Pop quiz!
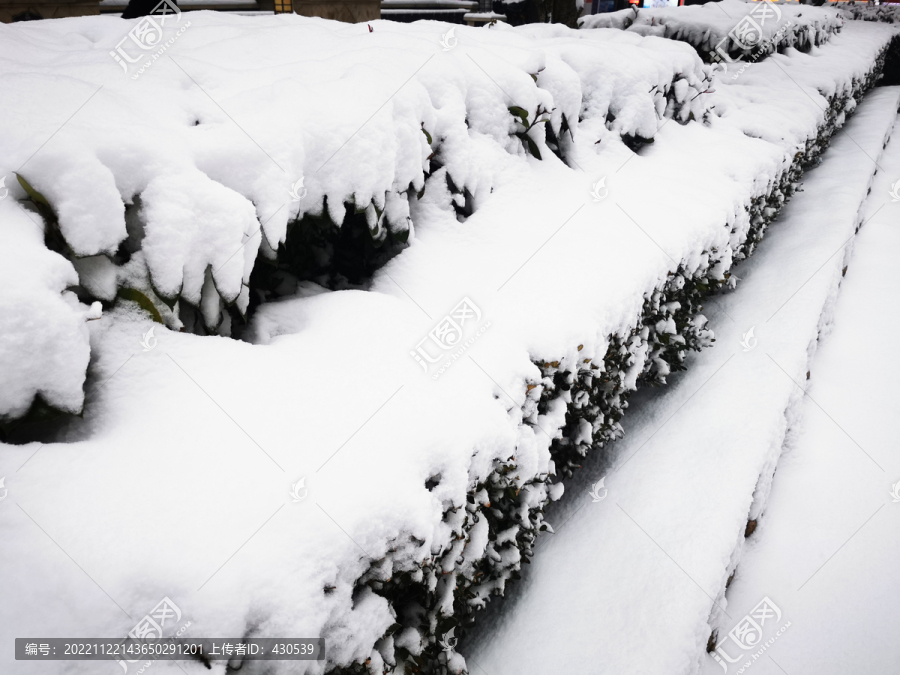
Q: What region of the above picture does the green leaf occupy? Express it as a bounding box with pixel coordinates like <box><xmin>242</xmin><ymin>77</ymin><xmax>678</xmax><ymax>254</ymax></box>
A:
<box><xmin>508</xmin><ymin>106</ymin><xmax>529</xmax><ymax>124</ymax></box>
<box><xmin>118</xmin><ymin>288</ymin><xmax>164</xmax><ymax>324</ymax></box>
<box><xmin>421</xmin><ymin>125</ymin><xmax>433</xmax><ymax>145</ymax></box>
<box><xmin>521</xmin><ymin>133</ymin><xmax>542</xmax><ymax>160</ymax></box>
<box><xmin>15</xmin><ymin>173</ymin><xmax>51</xmax><ymax>207</ymax></box>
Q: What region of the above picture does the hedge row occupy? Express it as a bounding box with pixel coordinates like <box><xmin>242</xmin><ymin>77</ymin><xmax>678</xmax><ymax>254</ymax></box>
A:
<box><xmin>579</xmin><ymin>1</ymin><xmax>842</xmax><ymax>65</ymax></box>
<box><xmin>328</xmin><ymin>36</ymin><xmax>893</xmax><ymax>675</ymax></box>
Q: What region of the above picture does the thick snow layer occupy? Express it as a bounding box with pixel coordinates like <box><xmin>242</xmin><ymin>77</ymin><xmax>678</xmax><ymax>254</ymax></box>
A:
<box><xmin>470</xmin><ymin>88</ymin><xmax>900</xmax><ymax>675</ymax></box>
<box><xmin>140</xmin><ymin>170</ymin><xmax>260</xmax><ymax>305</ymax></box>
<box><xmin>0</xmin><ymin>12</ymin><xmax>715</xmax><ymax>421</ymax></box>
<box><xmin>0</xmin><ymin>13</ymin><xmax>896</xmax><ymax>675</ymax></box>
<box><xmin>581</xmin><ymin>0</ymin><xmax>842</xmax><ymax>62</ymax></box>
<box><xmin>702</xmin><ymin>115</ymin><xmax>900</xmax><ymax>675</ymax></box>
<box><xmin>466</xmin><ymin>87</ymin><xmax>900</xmax><ymax>675</ymax></box>
<box><xmin>0</xmin><ymin>200</ymin><xmax>95</xmax><ymax>420</ymax></box>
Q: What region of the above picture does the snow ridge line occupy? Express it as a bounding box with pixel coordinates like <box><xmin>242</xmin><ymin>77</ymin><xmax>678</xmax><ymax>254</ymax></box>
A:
<box><xmin>704</xmin><ymin>95</ymin><xmax>900</xmax><ymax>666</ymax></box>
<box><xmin>330</xmin><ymin>38</ymin><xmax>897</xmax><ymax>675</ymax></box>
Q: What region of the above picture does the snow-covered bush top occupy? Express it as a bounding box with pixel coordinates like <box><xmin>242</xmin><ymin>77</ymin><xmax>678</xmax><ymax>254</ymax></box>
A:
<box><xmin>0</xmin><ymin>13</ymin><xmax>712</xmax><ymax>422</ymax></box>
<box><xmin>580</xmin><ymin>0</ymin><xmax>843</xmax><ymax>63</ymax></box>
<box><xmin>833</xmin><ymin>1</ymin><xmax>900</xmax><ymax>24</ymax></box>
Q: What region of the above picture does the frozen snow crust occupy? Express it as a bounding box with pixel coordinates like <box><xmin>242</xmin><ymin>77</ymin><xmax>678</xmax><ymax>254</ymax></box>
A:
<box><xmin>0</xmin><ymin>13</ymin><xmax>896</xmax><ymax>675</ymax></box>
<box><xmin>580</xmin><ymin>0</ymin><xmax>842</xmax><ymax>64</ymax></box>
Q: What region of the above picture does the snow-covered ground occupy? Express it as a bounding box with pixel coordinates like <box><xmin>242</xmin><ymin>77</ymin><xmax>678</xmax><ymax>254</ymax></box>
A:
<box><xmin>703</xmin><ymin>114</ymin><xmax>900</xmax><ymax>675</ymax></box>
<box><xmin>0</xmin><ymin>8</ymin><xmax>897</xmax><ymax>675</ymax></box>
<box><xmin>465</xmin><ymin>86</ymin><xmax>900</xmax><ymax>675</ymax></box>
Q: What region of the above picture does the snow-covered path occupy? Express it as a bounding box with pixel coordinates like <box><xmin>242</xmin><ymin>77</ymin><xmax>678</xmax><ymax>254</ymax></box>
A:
<box><xmin>465</xmin><ymin>88</ymin><xmax>900</xmax><ymax>675</ymax></box>
<box><xmin>703</xmin><ymin>117</ymin><xmax>900</xmax><ymax>675</ymax></box>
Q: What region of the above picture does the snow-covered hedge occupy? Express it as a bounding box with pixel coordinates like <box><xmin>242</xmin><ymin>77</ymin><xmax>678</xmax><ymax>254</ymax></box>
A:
<box><xmin>0</xmin><ymin>17</ymin><xmax>711</xmax><ymax>431</ymax></box>
<box><xmin>833</xmin><ymin>2</ymin><xmax>900</xmax><ymax>24</ymax></box>
<box><xmin>383</xmin><ymin>49</ymin><xmax>887</xmax><ymax>675</ymax></box>
<box><xmin>327</xmin><ymin>25</ymin><xmax>893</xmax><ymax>675</ymax></box>
<box><xmin>0</xmin><ymin>12</ymin><xmax>895</xmax><ymax>675</ymax></box>
<box><xmin>580</xmin><ymin>0</ymin><xmax>842</xmax><ymax>63</ymax></box>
